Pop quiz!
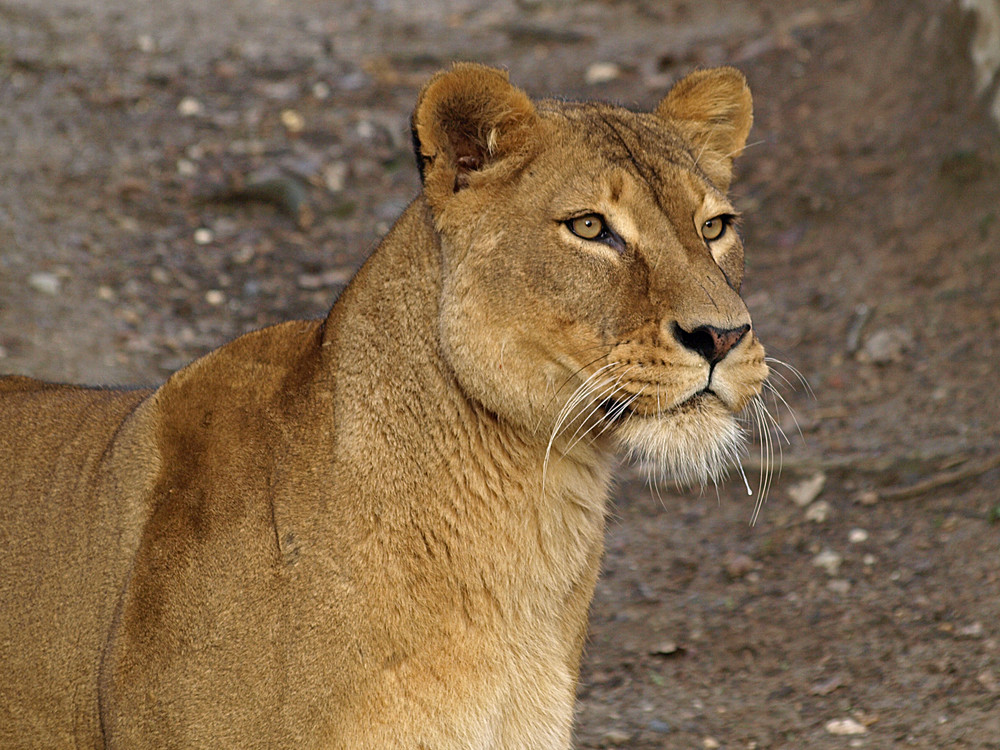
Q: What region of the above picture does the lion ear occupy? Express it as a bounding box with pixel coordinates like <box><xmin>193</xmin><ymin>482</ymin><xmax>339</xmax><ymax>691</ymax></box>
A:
<box><xmin>656</xmin><ymin>67</ymin><xmax>753</xmax><ymax>191</ymax></box>
<box><xmin>411</xmin><ymin>63</ymin><xmax>538</xmax><ymax>203</ymax></box>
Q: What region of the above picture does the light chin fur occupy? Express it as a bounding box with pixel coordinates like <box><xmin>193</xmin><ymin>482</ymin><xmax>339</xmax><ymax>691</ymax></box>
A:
<box><xmin>612</xmin><ymin>399</ymin><xmax>746</xmax><ymax>488</ymax></box>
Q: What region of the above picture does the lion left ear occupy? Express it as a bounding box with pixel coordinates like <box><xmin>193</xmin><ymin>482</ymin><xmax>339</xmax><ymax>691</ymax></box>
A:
<box><xmin>411</xmin><ymin>63</ymin><xmax>538</xmax><ymax>205</ymax></box>
<box><xmin>656</xmin><ymin>67</ymin><xmax>753</xmax><ymax>191</ymax></box>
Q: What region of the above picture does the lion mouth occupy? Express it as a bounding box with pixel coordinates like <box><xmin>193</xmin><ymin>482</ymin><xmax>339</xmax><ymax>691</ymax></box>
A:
<box><xmin>601</xmin><ymin>389</ymin><xmax>719</xmax><ymax>422</ymax></box>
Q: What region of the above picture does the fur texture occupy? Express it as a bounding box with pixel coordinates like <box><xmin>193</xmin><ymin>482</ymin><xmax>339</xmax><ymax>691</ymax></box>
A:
<box><xmin>0</xmin><ymin>64</ymin><xmax>767</xmax><ymax>748</ymax></box>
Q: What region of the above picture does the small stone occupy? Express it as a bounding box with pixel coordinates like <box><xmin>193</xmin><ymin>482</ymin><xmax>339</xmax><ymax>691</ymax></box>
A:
<box><xmin>177</xmin><ymin>158</ymin><xmax>198</xmax><ymax>176</ymax></box>
<box><xmin>204</xmin><ymin>290</ymin><xmax>225</xmax><ymax>306</ymax></box>
<box><xmin>827</xmin><ymin>579</ymin><xmax>851</xmax><ymax>594</ymax></box>
<box><xmin>585</xmin><ymin>62</ymin><xmax>622</xmax><ymax>85</ymax></box>
<box><xmin>825</xmin><ymin>718</ymin><xmax>868</xmax><ymax>736</ymax></box>
<box><xmin>650</xmin><ymin>641</ymin><xmax>680</xmax><ymax>656</ymax></box>
<box><xmin>702</xmin><ymin>737</ymin><xmax>721</xmax><ymax>749</ymax></box>
<box><xmin>233</xmin><ymin>245</ymin><xmax>255</xmax><ymax>265</ymax></box>
<box><xmin>863</xmin><ymin>554</ymin><xmax>876</xmax><ymax>566</ymax></box>
<box><xmin>600</xmin><ymin>729</ymin><xmax>631</xmax><ymax>746</ymax></box>
<box><xmin>150</xmin><ymin>267</ymin><xmax>170</xmax><ymax>285</ymax></box>
<box><xmin>856</xmin><ymin>490</ymin><xmax>879</xmax><ymax>505</ymax></box>
<box><xmin>647</xmin><ymin>719</ymin><xmax>672</xmax><ymax>734</ymax></box>
<box><xmin>789</xmin><ymin>472</ymin><xmax>826</xmax><ymax>506</ymax></box>
<box><xmin>28</xmin><ymin>272</ymin><xmax>60</xmax><ymax>295</ymax></box>
<box><xmin>957</xmin><ymin>622</ymin><xmax>984</xmax><ymax>638</ymax></box>
<box><xmin>136</xmin><ymin>34</ymin><xmax>155</xmax><ymax>53</ymax></box>
<box><xmin>848</xmin><ymin>528</ymin><xmax>870</xmax><ymax>543</ymax></box>
<box><xmin>280</xmin><ymin>109</ymin><xmax>305</xmax><ymax>133</ymax></box>
<box><xmin>312</xmin><ymin>81</ymin><xmax>331</xmax><ymax>99</ymax></box>
<box><xmin>178</xmin><ymin>97</ymin><xmax>204</xmax><ymax>117</ymax></box>
<box><xmin>812</xmin><ymin>549</ymin><xmax>843</xmax><ymax>576</ymax></box>
<box><xmin>193</xmin><ymin>228</ymin><xmax>214</xmax><ymax>245</ymax></box>
<box><xmin>805</xmin><ymin>500</ymin><xmax>831</xmax><ymax>523</ymax></box>
<box><xmin>723</xmin><ymin>552</ymin><xmax>755</xmax><ymax>579</ymax></box>
<box><xmin>859</xmin><ymin>327</ymin><xmax>912</xmax><ymax>365</ymax></box>
<box><xmin>97</xmin><ymin>285</ymin><xmax>115</xmax><ymax>301</ymax></box>
<box><xmin>323</xmin><ymin>161</ymin><xmax>349</xmax><ymax>192</ymax></box>
<box><xmin>809</xmin><ymin>674</ymin><xmax>844</xmax><ymax>695</ymax></box>
<box><xmin>977</xmin><ymin>669</ymin><xmax>999</xmax><ymax>692</ymax></box>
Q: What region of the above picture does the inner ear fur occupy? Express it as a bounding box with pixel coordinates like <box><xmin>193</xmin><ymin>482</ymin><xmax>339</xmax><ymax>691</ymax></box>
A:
<box><xmin>411</xmin><ymin>63</ymin><xmax>538</xmax><ymax>199</ymax></box>
<box><xmin>656</xmin><ymin>67</ymin><xmax>753</xmax><ymax>190</ymax></box>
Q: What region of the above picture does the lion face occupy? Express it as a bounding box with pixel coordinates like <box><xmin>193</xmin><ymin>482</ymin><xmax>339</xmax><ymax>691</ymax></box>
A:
<box><xmin>412</xmin><ymin>65</ymin><xmax>768</xmax><ymax>486</ymax></box>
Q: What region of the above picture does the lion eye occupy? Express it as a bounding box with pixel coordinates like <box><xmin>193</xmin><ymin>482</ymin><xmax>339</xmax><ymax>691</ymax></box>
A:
<box><xmin>568</xmin><ymin>214</ymin><xmax>606</xmax><ymax>240</ymax></box>
<box><xmin>701</xmin><ymin>216</ymin><xmax>728</xmax><ymax>242</ymax></box>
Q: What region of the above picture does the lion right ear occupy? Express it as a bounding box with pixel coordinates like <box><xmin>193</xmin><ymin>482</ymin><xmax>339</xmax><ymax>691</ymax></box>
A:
<box><xmin>655</xmin><ymin>67</ymin><xmax>753</xmax><ymax>191</ymax></box>
<box><xmin>411</xmin><ymin>64</ymin><xmax>538</xmax><ymax>205</ymax></box>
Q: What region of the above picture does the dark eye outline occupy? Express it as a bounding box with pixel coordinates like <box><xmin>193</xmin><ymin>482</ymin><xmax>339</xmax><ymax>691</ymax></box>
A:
<box><xmin>564</xmin><ymin>213</ymin><xmax>626</xmax><ymax>254</ymax></box>
<box><xmin>701</xmin><ymin>213</ymin><xmax>736</xmax><ymax>243</ymax></box>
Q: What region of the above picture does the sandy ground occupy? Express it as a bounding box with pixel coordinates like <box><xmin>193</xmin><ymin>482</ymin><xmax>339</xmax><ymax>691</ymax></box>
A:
<box><xmin>2</xmin><ymin>0</ymin><xmax>999</xmax><ymax>746</ymax></box>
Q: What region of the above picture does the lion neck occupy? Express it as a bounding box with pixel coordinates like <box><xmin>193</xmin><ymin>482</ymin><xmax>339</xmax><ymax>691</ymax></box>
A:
<box><xmin>317</xmin><ymin>198</ymin><xmax>614</xmax><ymax>627</ymax></box>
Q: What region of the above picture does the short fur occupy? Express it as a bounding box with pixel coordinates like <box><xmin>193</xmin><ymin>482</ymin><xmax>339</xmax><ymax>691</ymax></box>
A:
<box><xmin>0</xmin><ymin>64</ymin><xmax>767</xmax><ymax>748</ymax></box>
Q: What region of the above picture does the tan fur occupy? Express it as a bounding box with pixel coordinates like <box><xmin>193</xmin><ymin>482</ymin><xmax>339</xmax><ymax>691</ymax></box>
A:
<box><xmin>0</xmin><ymin>64</ymin><xmax>767</xmax><ymax>748</ymax></box>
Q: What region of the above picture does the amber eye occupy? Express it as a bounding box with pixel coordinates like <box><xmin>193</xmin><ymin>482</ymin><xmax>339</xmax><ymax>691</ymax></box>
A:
<box><xmin>701</xmin><ymin>216</ymin><xmax>727</xmax><ymax>242</ymax></box>
<box><xmin>568</xmin><ymin>214</ymin><xmax>606</xmax><ymax>240</ymax></box>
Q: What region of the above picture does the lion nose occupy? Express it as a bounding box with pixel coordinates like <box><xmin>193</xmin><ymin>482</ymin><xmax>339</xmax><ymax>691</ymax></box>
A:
<box><xmin>672</xmin><ymin>323</ymin><xmax>750</xmax><ymax>365</ymax></box>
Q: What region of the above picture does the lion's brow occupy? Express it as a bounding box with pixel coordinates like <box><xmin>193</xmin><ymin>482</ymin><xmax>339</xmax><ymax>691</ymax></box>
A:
<box><xmin>563</xmin><ymin>105</ymin><xmax>693</xmax><ymax>210</ymax></box>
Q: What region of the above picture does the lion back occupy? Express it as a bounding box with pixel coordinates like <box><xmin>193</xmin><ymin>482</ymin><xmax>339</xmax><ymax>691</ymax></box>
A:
<box><xmin>0</xmin><ymin>376</ymin><xmax>156</xmax><ymax>747</ymax></box>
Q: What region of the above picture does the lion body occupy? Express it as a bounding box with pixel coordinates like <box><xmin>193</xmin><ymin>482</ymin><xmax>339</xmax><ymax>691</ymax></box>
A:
<box><xmin>0</xmin><ymin>65</ymin><xmax>766</xmax><ymax>747</ymax></box>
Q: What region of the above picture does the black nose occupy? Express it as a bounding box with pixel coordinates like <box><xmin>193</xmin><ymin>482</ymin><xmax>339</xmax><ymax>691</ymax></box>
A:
<box><xmin>673</xmin><ymin>323</ymin><xmax>750</xmax><ymax>365</ymax></box>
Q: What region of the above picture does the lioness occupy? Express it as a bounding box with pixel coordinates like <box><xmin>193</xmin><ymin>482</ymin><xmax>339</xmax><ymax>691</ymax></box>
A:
<box><xmin>0</xmin><ymin>64</ymin><xmax>767</xmax><ymax>748</ymax></box>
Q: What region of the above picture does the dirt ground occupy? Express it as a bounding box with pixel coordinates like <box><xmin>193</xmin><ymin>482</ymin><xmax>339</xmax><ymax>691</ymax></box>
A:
<box><xmin>2</xmin><ymin>0</ymin><xmax>999</xmax><ymax>747</ymax></box>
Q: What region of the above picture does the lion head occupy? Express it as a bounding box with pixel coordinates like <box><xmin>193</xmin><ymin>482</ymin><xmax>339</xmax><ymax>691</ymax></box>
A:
<box><xmin>411</xmin><ymin>63</ymin><xmax>768</xmax><ymax>488</ymax></box>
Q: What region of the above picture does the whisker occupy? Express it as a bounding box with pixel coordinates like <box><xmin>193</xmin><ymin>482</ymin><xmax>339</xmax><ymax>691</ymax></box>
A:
<box><xmin>560</xmin><ymin>370</ymin><xmax>635</xmax><ymax>453</ymax></box>
<box><xmin>565</xmin><ymin>372</ymin><xmax>642</xmax><ymax>456</ymax></box>
<box><xmin>542</xmin><ymin>362</ymin><xmax>626</xmax><ymax>492</ymax></box>
<box><xmin>724</xmin><ymin>138</ymin><xmax>766</xmax><ymax>161</ymax></box>
<box><xmin>764</xmin><ymin>357</ymin><xmax>814</xmax><ymax>398</ymax></box>
<box><xmin>535</xmin><ymin>349</ymin><xmax>615</xmax><ymax>433</ymax></box>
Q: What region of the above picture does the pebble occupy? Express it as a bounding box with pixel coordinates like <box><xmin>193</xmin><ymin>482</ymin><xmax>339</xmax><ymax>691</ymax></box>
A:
<box><xmin>323</xmin><ymin>161</ymin><xmax>349</xmax><ymax>192</ymax></box>
<box><xmin>859</xmin><ymin>327</ymin><xmax>912</xmax><ymax>364</ymax></box>
<box><xmin>848</xmin><ymin>528</ymin><xmax>870</xmax><ymax>543</ymax></box>
<box><xmin>585</xmin><ymin>62</ymin><xmax>622</xmax><ymax>85</ymax></box>
<box><xmin>723</xmin><ymin>551</ymin><xmax>755</xmax><ymax>579</ymax></box>
<box><xmin>827</xmin><ymin>579</ymin><xmax>851</xmax><ymax>594</ymax></box>
<box><xmin>280</xmin><ymin>108</ymin><xmax>305</xmax><ymax>134</ymax></box>
<box><xmin>176</xmin><ymin>158</ymin><xmax>198</xmax><ymax>177</ymax></box>
<box><xmin>600</xmin><ymin>729</ymin><xmax>631</xmax><ymax>746</ymax></box>
<box><xmin>650</xmin><ymin>640</ymin><xmax>680</xmax><ymax>656</ymax></box>
<box><xmin>812</xmin><ymin>549</ymin><xmax>843</xmax><ymax>576</ymax></box>
<box><xmin>825</xmin><ymin>718</ymin><xmax>868</xmax><ymax>735</ymax></box>
<box><xmin>805</xmin><ymin>500</ymin><xmax>831</xmax><ymax>523</ymax></box>
<box><xmin>297</xmin><ymin>268</ymin><xmax>353</xmax><ymax>290</ymax></box>
<box><xmin>193</xmin><ymin>228</ymin><xmax>214</xmax><ymax>245</ymax></box>
<box><xmin>311</xmin><ymin>81</ymin><xmax>331</xmax><ymax>99</ymax></box>
<box><xmin>177</xmin><ymin>97</ymin><xmax>204</xmax><ymax>117</ymax></box>
<box><xmin>856</xmin><ymin>490</ymin><xmax>879</xmax><ymax>505</ymax></box>
<box><xmin>647</xmin><ymin>719</ymin><xmax>672</xmax><ymax>734</ymax></box>
<box><xmin>702</xmin><ymin>737</ymin><xmax>721</xmax><ymax>749</ymax></box>
<box><xmin>957</xmin><ymin>621</ymin><xmax>984</xmax><ymax>638</ymax></box>
<box><xmin>28</xmin><ymin>272</ymin><xmax>61</xmax><ymax>295</ymax></box>
<box><xmin>788</xmin><ymin>472</ymin><xmax>826</xmax><ymax>506</ymax></box>
<box><xmin>204</xmin><ymin>290</ymin><xmax>225</xmax><ymax>306</ymax></box>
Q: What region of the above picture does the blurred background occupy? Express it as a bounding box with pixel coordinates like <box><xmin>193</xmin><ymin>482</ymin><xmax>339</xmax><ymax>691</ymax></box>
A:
<box><xmin>2</xmin><ymin>0</ymin><xmax>998</xmax><ymax>746</ymax></box>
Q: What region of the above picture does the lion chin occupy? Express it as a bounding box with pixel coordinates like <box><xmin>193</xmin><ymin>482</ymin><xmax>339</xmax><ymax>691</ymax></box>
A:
<box><xmin>612</xmin><ymin>394</ymin><xmax>746</xmax><ymax>488</ymax></box>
